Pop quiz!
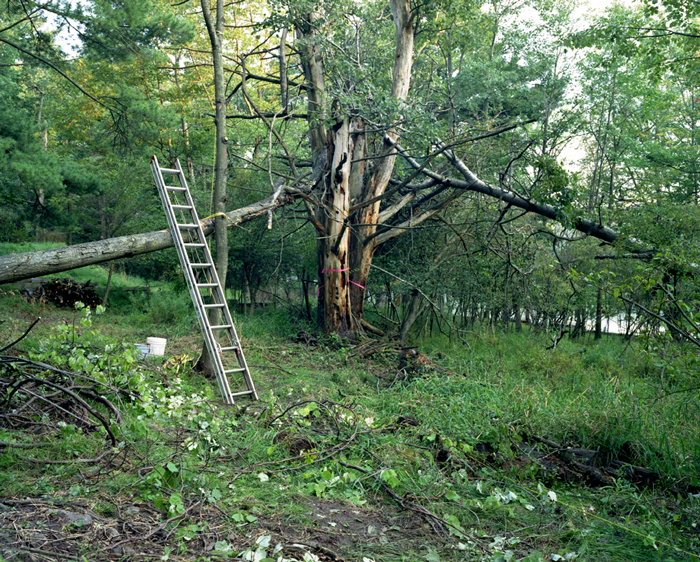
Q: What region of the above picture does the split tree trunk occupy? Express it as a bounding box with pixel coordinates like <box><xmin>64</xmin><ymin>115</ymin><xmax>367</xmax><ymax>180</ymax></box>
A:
<box><xmin>318</xmin><ymin>117</ymin><xmax>355</xmax><ymax>338</ymax></box>
<box><xmin>302</xmin><ymin>0</ymin><xmax>415</xmax><ymax>336</ymax></box>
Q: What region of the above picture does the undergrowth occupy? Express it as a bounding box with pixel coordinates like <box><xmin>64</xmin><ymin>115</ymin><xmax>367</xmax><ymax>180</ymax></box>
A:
<box><xmin>0</xmin><ymin>294</ymin><xmax>698</xmax><ymax>562</ymax></box>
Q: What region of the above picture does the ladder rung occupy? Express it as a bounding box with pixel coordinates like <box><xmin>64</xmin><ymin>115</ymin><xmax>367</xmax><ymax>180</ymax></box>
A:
<box><xmin>152</xmin><ymin>155</ymin><xmax>256</xmax><ymax>406</ymax></box>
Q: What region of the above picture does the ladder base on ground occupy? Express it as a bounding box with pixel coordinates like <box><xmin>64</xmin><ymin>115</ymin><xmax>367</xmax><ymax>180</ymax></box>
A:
<box><xmin>151</xmin><ymin>156</ymin><xmax>258</xmax><ymax>405</ymax></box>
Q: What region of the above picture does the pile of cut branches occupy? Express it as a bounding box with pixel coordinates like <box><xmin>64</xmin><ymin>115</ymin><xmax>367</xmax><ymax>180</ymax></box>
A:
<box><xmin>0</xmin><ymin>322</ymin><xmax>124</xmax><ymax>464</ymax></box>
<box><xmin>21</xmin><ymin>277</ymin><xmax>101</xmax><ymax>308</ymax></box>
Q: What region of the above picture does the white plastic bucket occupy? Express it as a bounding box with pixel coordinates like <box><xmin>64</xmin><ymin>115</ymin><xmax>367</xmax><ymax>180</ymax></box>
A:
<box><xmin>147</xmin><ymin>337</ymin><xmax>167</xmax><ymax>356</ymax></box>
<box><xmin>135</xmin><ymin>344</ymin><xmax>149</xmax><ymax>358</ymax></box>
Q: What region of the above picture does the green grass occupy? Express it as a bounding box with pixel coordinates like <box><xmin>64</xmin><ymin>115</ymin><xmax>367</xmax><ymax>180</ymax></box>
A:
<box><xmin>0</xmin><ymin>293</ymin><xmax>699</xmax><ymax>562</ymax></box>
<box><xmin>0</xmin><ymin>241</ymin><xmax>66</xmax><ymax>254</ymax></box>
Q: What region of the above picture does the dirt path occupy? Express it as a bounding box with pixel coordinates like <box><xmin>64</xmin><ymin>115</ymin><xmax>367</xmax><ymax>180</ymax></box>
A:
<box><xmin>0</xmin><ymin>495</ymin><xmax>428</xmax><ymax>561</ymax></box>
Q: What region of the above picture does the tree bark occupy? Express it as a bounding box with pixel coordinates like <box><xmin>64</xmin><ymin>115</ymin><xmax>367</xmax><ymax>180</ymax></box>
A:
<box><xmin>301</xmin><ymin>0</ymin><xmax>415</xmax><ymax>336</ymax></box>
<box><xmin>595</xmin><ymin>286</ymin><xmax>603</xmax><ymax>340</ymax></box>
<box><xmin>0</xmin><ymin>193</ymin><xmax>292</xmax><ymax>285</ymax></box>
<box><xmin>398</xmin><ymin>289</ymin><xmax>425</xmax><ymax>344</ymax></box>
<box><xmin>197</xmin><ymin>0</ymin><xmax>229</xmax><ymax>374</ymax></box>
<box><xmin>318</xmin><ymin>117</ymin><xmax>355</xmax><ymax>337</ymax></box>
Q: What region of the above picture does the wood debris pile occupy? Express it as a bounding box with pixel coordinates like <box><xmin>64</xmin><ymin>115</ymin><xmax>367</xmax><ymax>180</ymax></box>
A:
<box><xmin>21</xmin><ymin>278</ymin><xmax>101</xmax><ymax>308</ymax></box>
<box><xmin>511</xmin><ymin>435</ymin><xmax>661</xmax><ymax>488</ymax></box>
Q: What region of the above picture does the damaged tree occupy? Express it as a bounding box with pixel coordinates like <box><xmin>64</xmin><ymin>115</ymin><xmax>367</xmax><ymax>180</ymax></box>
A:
<box><xmin>294</xmin><ymin>0</ymin><xmax>417</xmax><ymax>338</ymax></box>
<box><xmin>237</xmin><ymin>0</ymin><xmax>630</xmax><ymax>337</ymax></box>
<box><xmin>0</xmin><ymin>0</ymin><xmax>649</xmax><ymax>340</ymax></box>
<box><xmin>0</xmin><ymin>193</ymin><xmax>292</xmax><ymax>285</ymax></box>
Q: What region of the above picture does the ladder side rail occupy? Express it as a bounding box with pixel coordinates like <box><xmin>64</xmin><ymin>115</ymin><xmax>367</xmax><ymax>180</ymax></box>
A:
<box><xmin>152</xmin><ymin>156</ymin><xmax>256</xmax><ymax>405</ymax></box>
<box><xmin>151</xmin><ymin>157</ymin><xmax>198</xmax><ymax>280</ymax></box>
<box><xmin>151</xmin><ymin>157</ymin><xmax>235</xmax><ymax>403</ymax></box>
<box><xmin>151</xmin><ymin>157</ymin><xmax>206</xmax><ymax>314</ymax></box>
<box><xmin>191</xmin><ymin>200</ymin><xmax>257</xmax><ymax>398</ymax></box>
<box><xmin>187</xmin><ymin>218</ymin><xmax>257</xmax><ymax>399</ymax></box>
<box><xmin>172</xmin><ymin>163</ymin><xmax>237</xmax><ymax>404</ymax></box>
<box><xmin>171</xmin><ymin>163</ymin><xmax>252</xmax><ymax>400</ymax></box>
<box><xmin>219</xmin><ymin>312</ymin><xmax>258</xmax><ymax>400</ymax></box>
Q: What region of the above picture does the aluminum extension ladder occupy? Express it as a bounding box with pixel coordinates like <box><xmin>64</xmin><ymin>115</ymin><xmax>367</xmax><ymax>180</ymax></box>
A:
<box><xmin>151</xmin><ymin>156</ymin><xmax>258</xmax><ymax>405</ymax></box>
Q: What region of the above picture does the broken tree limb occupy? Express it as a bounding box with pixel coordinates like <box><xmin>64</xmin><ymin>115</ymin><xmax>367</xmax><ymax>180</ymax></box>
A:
<box><xmin>0</xmin><ymin>317</ymin><xmax>40</xmax><ymax>353</ymax></box>
<box><xmin>0</xmin><ymin>192</ymin><xmax>295</xmax><ymax>285</ymax></box>
<box><xmin>5</xmin><ymin>376</ymin><xmax>117</xmax><ymax>446</ymax></box>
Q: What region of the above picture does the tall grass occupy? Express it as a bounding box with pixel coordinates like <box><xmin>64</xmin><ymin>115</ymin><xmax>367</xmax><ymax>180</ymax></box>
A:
<box><xmin>417</xmin><ymin>331</ymin><xmax>700</xmax><ymax>482</ymax></box>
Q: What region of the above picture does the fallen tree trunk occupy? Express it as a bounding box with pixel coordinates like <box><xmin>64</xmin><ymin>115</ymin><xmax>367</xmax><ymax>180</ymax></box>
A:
<box><xmin>0</xmin><ymin>192</ymin><xmax>294</xmax><ymax>285</ymax></box>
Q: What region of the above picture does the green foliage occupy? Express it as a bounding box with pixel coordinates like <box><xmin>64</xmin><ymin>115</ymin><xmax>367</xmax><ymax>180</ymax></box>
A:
<box><xmin>531</xmin><ymin>155</ymin><xmax>580</xmax><ymax>222</ymax></box>
<box><xmin>2</xmin><ymin>284</ymin><xmax>700</xmax><ymax>561</ymax></box>
<box><xmin>74</xmin><ymin>0</ymin><xmax>195</xmax><ymax>62</ymax></box>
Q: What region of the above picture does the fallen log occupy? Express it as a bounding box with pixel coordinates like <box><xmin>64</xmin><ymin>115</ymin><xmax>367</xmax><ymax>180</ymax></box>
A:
<box><xmin>522</xmin><ymin>436</ymin><xmax>660</xmax><ymax>488</ymax></box>
<box><xmin>0</xmin><ymin>192</ymin><xmax>294</xmax><ymax>285</ymax></box>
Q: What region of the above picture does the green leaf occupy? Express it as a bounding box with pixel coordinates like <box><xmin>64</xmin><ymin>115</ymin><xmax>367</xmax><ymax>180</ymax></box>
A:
<box><xmin>213</xmin><ymin>540</ymin><xmax>231</xmax><ymax>553</ymax></box>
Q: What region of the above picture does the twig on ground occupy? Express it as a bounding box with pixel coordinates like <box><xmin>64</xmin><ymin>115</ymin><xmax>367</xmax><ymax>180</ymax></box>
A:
<box><xmin>90</xmin><ymin>500</ymin><xmax>204</xmax><ymax>559</ymax></box>
<box><xmin>9</xmin><ymin>546</ymin><xmax>80</xmax><ymax>560</ymax></box>
<box><xmin>16</xmin><ymin>448</ymin><xmax>117</xmax><ymax>465</ymax></box>
<box><xmin>0</xmin><ymin>317</ymin><xmax>41</xmax><ymax>353</ymax></box>
<box><xmin>333</xmin><ymin>458</ymin><xmax>475</xmax><ymax>541</ymax></box>
<box><xmin>0</xmin><ymin>441</ymin><xmax>52</xmax><ymax>448</ymax></box>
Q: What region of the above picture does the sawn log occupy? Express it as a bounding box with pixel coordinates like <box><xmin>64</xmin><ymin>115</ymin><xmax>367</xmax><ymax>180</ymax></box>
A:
<box><xmin>0</xmin><ymin>192</ymin><xmax>293</xmax><ymax>285</ymax></box>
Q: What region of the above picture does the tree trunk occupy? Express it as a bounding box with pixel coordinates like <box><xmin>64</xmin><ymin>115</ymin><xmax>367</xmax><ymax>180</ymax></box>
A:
<box><xmin>595</xmin><ymin>286</ymin><xmax>603</xmax><ymax>340</ymax></box>
<box><xmin>398</xmin><ymin>289</ymin><xmax>424</xmax><ymax>344</ymax></box>
<box><xmin>302</xmin><ymin>267</ymin><xmax>312</xmax><ymax>320</ymax></box>
<box><xmin>317</xmin><ymin>117</ymin><xmax>355</xmax><ymax>338</ymax></box>
<box><xmin>102</xmin><ymin>262</ymin><xmax>115</xmax><ymax>306</ymax></box>
<box><xmin>195</xmin><ymin>0</ymin><xmax>229</xmax><ymax>374</ymax></box>
<box><xmin>301</xmin><ymin>0</ymin><xmax>415</xmax><ymax>336</ymax></box>
<box><xmin>571</xmin><ymin>308</ymin><xmax>585</xmax><ymax>339</ymax></box>
<box><xmin>242</xmin><ymin>273</ymin><xmax>249</xmax><ymax>316</ymax></box>
<box><xmin>0</xmin><ymin>193</ymin><xmax>291</xmax><ymax>285</ymax></box>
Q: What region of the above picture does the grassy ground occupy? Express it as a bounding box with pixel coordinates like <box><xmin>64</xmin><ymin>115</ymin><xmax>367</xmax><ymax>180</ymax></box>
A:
<box><xmin>0</xmin><ymin>284</ymin><xmax>699</xmax><ymax>562</ymax></box>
